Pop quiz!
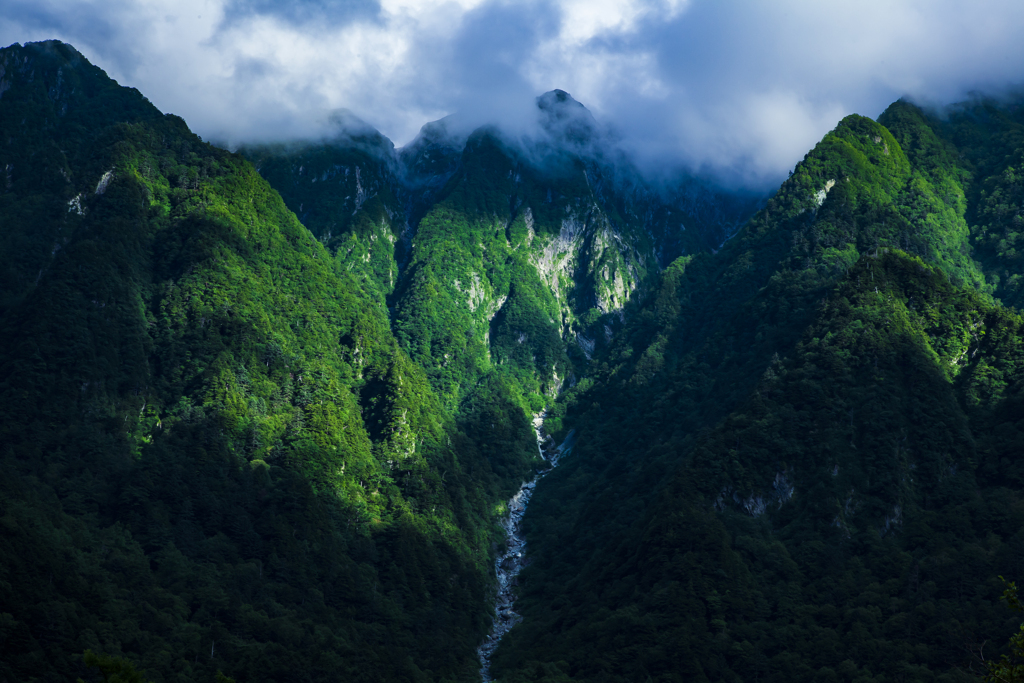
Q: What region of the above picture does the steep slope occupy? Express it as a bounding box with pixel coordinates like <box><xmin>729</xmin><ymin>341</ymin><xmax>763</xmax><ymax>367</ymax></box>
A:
<box><xmin>241</xmin><ymin>113</ymin><xmax>410</xmax><ymax>304</ymax></box>
<box><xmin>248</xmin><ymin>90</ymin><xmax>761</xmax><ymax>417</ymax></box>
<box><xmin>0</xmin><ymin>40</ymin><xmax>540</xmax><ymax>683</ymax></box>
<box><xmin>889</xmin><ymin>94</ymin><xmax>1024</xmax><ymax>309</ymax></box>
<box><xmin>492</xmin><ymin>107</ymin><xmax>1024</xmax><ymax>682</ymax></box>
<box><xmin>9</xmin><ymin>36</ymin><xmax>1024</xmax><ymax>683</ymax></box>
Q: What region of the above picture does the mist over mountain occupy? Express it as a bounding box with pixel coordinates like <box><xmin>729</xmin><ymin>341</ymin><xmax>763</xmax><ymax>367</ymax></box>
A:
<box><xmin>6</xmin><ymin>22</ymin><xmax>1024</xmax><ymax>683</ymax></box>
<box><xmin>5</xmin><ymin>0</ymin><xmax>1024</xmax><ymax>188</ymax></box>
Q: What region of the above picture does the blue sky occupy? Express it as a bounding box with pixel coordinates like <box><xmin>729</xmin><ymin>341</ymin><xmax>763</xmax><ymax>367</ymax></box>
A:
<box><xmin>3</xmin><ymin>0</ymin><xmax>1024</xmax><ymax>187</ymax></box>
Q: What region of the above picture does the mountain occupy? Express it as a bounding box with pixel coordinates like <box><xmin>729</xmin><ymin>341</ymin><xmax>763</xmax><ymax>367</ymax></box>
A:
<box><xmin>242</xmin><ymin>89</ymin><xmax>760</xmax><ymax>415</ymax></box>
<box><xmin>488</xmin><ymin>105</ymin><xmax>1024</xmax><ymax>682</ymax></box>
<box><xmin>0</xmin><ymin>39</ymin><xmax>752</xmax><ymax>683</ymax></box>
<box><xmin>0</xmin><ymin>40</ymin><xmax>541</xmax><ymax>683</ymax></box>
<box><xmin>6</xmin><ymin>37</ymin><xmax>1024</xmax><ymax>683</ymax></box>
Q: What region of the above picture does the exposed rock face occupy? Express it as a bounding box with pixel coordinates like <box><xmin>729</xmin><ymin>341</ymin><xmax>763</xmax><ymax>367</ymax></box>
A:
<box><xmin>244</xmin><ymin>90</ymin><xmax>761</xmax><ymax>416</ymax></box>
<box><xmin>246</xmin><ymin>90</ymin><xmax>759</xmax><ymax>338</ymax></box>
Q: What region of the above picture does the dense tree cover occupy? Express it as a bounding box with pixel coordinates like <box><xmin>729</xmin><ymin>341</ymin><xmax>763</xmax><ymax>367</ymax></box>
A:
<box><xmin>241</xmin><ymin>126</ymin><xmax>409</xmax><ymax>305</ymax></box>
<box><xmin>0</xmin><ymin>41</ymin><xmax>543</xmax><ymax>682</ymax></box>
<box><xmin>390</xmin><ymin>130</ymin><xmax>579</xmax><ymax>411</ymax></box>
<box><xmin>985</xmin><ymin>580</ymin><xmax>1024</xmax><ymax>683</ymax></box>
<box><xmin>0</xmin><ymin>41</ymin><xmax>764</xmax><ymax>683</ymax></box>
<box><xmin>896</xmin><ymin>95</ymin><xmax>1024</xmax><ymax>309</ymax></box>
<box><xmin>16</xmin><ymin>36</ymin><xmax>1024</xmax><ymax>683</ymax></box>
<box><xmin>246</xmin><ymin>92</ymin><xmax>762</xmax><ymax>421</ymax></box>
<box><xmin>493</xmin><ymin>107</ymin><xmax>1024</xmax><ymax>682</ymax></box>
<box><xmin>78</xmin><ymin>649</ymin><xmax>158</xmax><ymax>683</ymax></box>
<box><xmin>385</xmin><ymin>118</ymin><xmax>756</xmax><ymax>414</ymax></box>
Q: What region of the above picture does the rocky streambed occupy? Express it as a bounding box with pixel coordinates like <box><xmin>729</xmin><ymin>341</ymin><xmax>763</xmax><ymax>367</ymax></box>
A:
<box><xmin>477</xmin><ymin>416</ymin><xmax>577</xmax><ymax>682</ymax></box>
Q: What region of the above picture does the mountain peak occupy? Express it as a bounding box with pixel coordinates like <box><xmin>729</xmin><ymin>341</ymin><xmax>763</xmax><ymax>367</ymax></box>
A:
<box><xmin>325</xmin><ymin>108</ymin><xmax>395</xmax><ymax>155</ymax></box>
<box><xmin>536</xmin><ymin>88</ymin><xmax>584</xmax><ymax>110</ymax></box>
<box><xmin>398</xmin><ymin>114</ymin><xmax>467</xmax><ymax>187</ymax></box>
<box><xmin>535</xmin><ymin>88</ymin><xmax>599</xmax><ymax>146</ymax></box>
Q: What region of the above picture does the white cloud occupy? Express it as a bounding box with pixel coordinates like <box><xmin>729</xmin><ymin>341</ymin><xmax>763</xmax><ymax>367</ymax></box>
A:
<box><xmin>3</xmin><ymin>0</ymin><xmax>1024</xmax><ymax>187</ymax></box>
<box><xmin>556</xmin><ymin>0</ymin><xmax>688</xmax><ymax>44</ymax></box>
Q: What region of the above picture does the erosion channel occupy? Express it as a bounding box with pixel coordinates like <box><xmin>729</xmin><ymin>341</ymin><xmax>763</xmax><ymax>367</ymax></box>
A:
<box><xmin>477</xmin><ymin>415</ymin><xmax>578</xmax><ymax>682</ymax></box>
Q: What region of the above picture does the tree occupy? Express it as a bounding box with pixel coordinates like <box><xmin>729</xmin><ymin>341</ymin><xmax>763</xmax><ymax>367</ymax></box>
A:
<box><xmin>987</xmin><ymin>579</ymin><xmax>1024</xmax><ymax>683</ymax></box>
<box><xmin>77</xmin><ymin>650</ymin><xmax>151</xmax><ymax>683</ymax></box>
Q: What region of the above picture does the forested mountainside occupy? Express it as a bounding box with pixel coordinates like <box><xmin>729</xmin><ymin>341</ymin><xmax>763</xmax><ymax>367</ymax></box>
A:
<box><xmin>242</xmin><ymin>89</ymin><xmax>758</xmax><ymax>415</ymax></box>
<box><xmin>0</xmin><ymin>40</ymin><xmax>545</xmax><ymax>683</ymax></box>
<box><xmin>491</xmin><ymin>103</ymin><xmax>1024</xmax><ymax>682</ymax></box>
<box><xmin>0</xmin><ymin>40</ymin><xmax>756</xmax><ymax>683</ymax></box>
<box><xmin>7</xmin><ymin>36</ymin><xmax>1024</xmax><ymax>683</ymax></box>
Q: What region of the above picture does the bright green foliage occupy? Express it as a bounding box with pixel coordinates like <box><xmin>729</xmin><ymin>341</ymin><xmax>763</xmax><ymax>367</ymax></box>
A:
<box><xmin>248</xmin><ymin>97</ymin><xmax>761</xmax><ymax>422</ymax></box>
<box><xmin>392</xmin><ymin>131</ymin><xmax>578</xmax><ymax>410</ymax></box>
<box><xmin>749</xmin><ymin>110</ymin><xmax>985</xmax><ymax>290</ymax></box>
<box><xmin>242</xmin><ymin>130</ymin><xmax>407</xmax><ymax>304</ymax></box>
<box><xmin>898</xmin><ymin>95</ymin><xmax>1024</xmax><ymax>309</ymax></box>
<box><xmin>0</xmin><ymin>40</ymin><xmax>542</xmax><ymax>683</ymax></box>
<box><xmin>384</xmin><ymin>122</ymin><xmax>747</xmax><ymax>415</ymax></box>
<box><xmin>492</xmin><ymin>104</ymin><xmax>1024</xmax><ymax>682</ymax></box>
<box><xmin>877</xmin><ymin>102</ymin><xmax>985</xmax><ymax>290</ymax></box>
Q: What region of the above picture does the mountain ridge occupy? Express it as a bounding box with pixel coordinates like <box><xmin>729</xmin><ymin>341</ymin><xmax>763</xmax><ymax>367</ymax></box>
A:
<box><xmin>0</xmin><ymin>39</ymin><xmax>544</xmax><ymax>683</ymax></box>
<box><xmin>5</xmin><ymin>37</ymin><xmax>1024</xmax><ymax>683</ymax></box>
<box><xmin>489</xmin><ymin>100</ymin><xmax>1024</xmax><ymax>683</ymax></box>
<box><xmin>241</xmin><ymin>86</ymin><xmax>762</xmax><ymax>410</ymax></box>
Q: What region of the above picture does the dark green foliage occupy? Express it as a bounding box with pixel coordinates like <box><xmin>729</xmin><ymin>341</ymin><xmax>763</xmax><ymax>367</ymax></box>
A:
<box><xmin>0</xmin><ymin>40</ymin><xmax>543</xmax><ymax>683</ymax></box>
<box><xmin>0</xmin><ymin>40</ymin><xmax>163</xmax><ymax>316</ymax></box>
<box><xmin>493</xmin><ymin>103</ymin><xmax>1024</xmax><ymax>682</ymax></box>
<box><xmin>78</xmin><ymin>649</ymin><xmax>153</xmax><ymax>683</ymax></box>
<box><xmin>986</xmin><ymin>579</ymin><xmax>1024</xmax><ymax>683</ymax></box>
<box><xmin>12</xmin><ymin>36</ymin><xmax>1024</xmax><ymax>683</ymax></box>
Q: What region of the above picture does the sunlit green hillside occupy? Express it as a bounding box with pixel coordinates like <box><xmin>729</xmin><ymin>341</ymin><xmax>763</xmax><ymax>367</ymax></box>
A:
<box><xmin>0</xmin><ymin>40</ymin><xmax>539</xmax><ymax>683</ymax></box>
<box><xmin>6</xmin><ymin>36</ymin><xmax>1024</xmax><ymax>683</ymax></box>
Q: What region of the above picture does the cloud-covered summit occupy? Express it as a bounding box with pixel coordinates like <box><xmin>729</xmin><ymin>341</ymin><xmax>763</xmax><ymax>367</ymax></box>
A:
<box><xmin>3</xmin><ymin>0</ymin><xmax>1024</xmax><ymax>188</ymax></box>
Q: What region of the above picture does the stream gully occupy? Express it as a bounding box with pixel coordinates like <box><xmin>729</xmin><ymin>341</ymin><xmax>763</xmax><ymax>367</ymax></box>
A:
<box><xmin>477</xmin><ymin>415</ymin><xmax>577</xmax><ymax>682</ymax></box>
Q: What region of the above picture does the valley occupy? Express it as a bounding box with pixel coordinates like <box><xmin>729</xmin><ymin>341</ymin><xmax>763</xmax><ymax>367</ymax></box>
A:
<box><xmin>477</xmin><ymin>416</ymin><xmax>577</xmax><ymax>682</ymax></box>
<box><xmin>2</xmin><ymin>38</ymin><xmax>1024</xmax><ymax>683</ymax></box>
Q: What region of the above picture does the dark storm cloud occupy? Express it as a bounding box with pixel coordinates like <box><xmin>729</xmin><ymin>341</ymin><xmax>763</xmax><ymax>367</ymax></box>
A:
<box><xmin>3</xmin><ymin>0</ymin><xmax>1024</xmax><ymax>188</ymax></box>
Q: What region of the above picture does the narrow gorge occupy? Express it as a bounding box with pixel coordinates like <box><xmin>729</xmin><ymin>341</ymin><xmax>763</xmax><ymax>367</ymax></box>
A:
<box><xmin>7</xmin><ymin>37</ymin><xmax>1024</xmax><ymax>683</ymax></box>
<box><xmin>478</xmin><ymin>417</ymin><xmax>578</xmax><ymax>682</ymax></box>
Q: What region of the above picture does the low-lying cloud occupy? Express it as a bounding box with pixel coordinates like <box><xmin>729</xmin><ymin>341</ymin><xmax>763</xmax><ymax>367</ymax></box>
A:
<box><xmin>3</xmin><ymin>0</ymin><xmax>1024</xmax><ymax>188</ymax></box>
